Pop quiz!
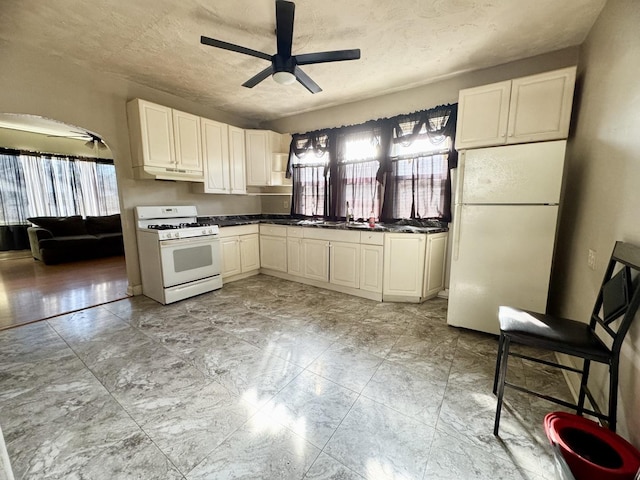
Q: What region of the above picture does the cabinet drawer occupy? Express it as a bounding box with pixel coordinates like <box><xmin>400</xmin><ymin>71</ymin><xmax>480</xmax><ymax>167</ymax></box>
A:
<box><xmin>360</xmin><ymin>231</ymin><xmax>384</xmax><ymax>246</ymax></box>
<box><xmin>260</xmin><ymin>224</ymin><xmax>287</xmax><ymax>237</ymax></box>
<box><xmin>218</xmin><ymin>224</ymin><xmax>259</xmax><ymax>237</ymax></box>
<box><xmin>287</xmin><ymin>226</ymin><xmax>303</xmax><ymax>238</ymax></box>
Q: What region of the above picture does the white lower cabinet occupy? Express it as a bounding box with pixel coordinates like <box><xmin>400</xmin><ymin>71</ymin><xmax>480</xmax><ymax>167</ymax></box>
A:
<box><xmin>256</xmin><ymin>224</ymin><xmax>446</xmax><ymax>302</ymax></box>
<box><xmin>259</xmin><ymin>225</ymin><xmax>288</xmax><ymax>273</ymax></box>
<box><xmin>329</xmin><ymin>241</ymin><xmax>360</xmax><ymax>289</ymax></box>
<box><xmin>383</xmin><ymin>233</ymin><xmax>427</xmax><ymax>300</ymax></box>
<box><xmin>383</xmin><ymin>232</ymin><xmax>448</xmax><ymax>301</ymax></box>
<box><xmin>220</xmin><ymin>236</ymin><xmax>242</xmax><ymax>278</ymax></box>
<box><xmin>423</xmin><ymin>233</ymin><xmax>448</xmax><ymax>298</ymax></box>
<box><xmin>360</xmin><ymin>244</ymin><xmax>384</xmax><ymax>293</ymax></box>
<box><xmin>303</xmin><ymin>238</ymin><xmax>329</xmax><ymax>282</ymax></box>
<box><xmin>219</xmin><ymin>225</ymin><xmax>260</xmax><ymax>281</ymax></box>
<box><xmin>240</xmin><ymin>234</ymin><xmax>260</xmax><ymax>272</ymax></box>
<box><xmin>287</xmin><ymin>237</ymin><xmax>303</xmax><ymax>276</ymax></box>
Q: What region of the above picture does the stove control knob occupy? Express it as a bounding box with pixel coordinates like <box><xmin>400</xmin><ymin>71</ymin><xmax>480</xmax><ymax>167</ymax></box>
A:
<box><xmin>174</xmin><ymin>232</ymin><xmax>180</xmax><ymax>238</ymax></box>
<box><xmin>207</xmin><ymin>229</ymin><xmax>213</xmax><ymax>234</ymax></box>
<box><xmin>202</xmin><ymin>229</ymin><xmax>206</xmax><ymax>235</ymax></box>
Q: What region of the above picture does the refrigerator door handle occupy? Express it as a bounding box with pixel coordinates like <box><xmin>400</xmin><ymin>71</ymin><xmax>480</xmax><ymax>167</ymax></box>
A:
<box><xmin>453</xmin><ymin>203</ymin><xmax>462</xmax><ymax>261</ymax></box>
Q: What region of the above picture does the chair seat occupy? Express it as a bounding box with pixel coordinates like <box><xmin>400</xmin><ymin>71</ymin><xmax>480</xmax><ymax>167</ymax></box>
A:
<box><xmin>498</xmin><ymin>306</ymin><xmax>611</xmax><ymax>363</ymax></box>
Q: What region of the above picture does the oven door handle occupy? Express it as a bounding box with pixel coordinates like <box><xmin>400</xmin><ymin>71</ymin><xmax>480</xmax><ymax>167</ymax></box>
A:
<box><xmin>159</xmin><ymin>236</ymin><xmax>219</xmax><ymax>248</ymax></box>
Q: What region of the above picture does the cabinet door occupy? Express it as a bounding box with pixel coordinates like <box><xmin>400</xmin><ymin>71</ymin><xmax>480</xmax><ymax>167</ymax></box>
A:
<box><xmin>383</xmin><ymin>234</ymin><xmax>426</xmax><ymax>297</ymax></box>
<box><xmin>287</xmin><ymin>237</ymin><xmax>304</xmax><ymax>277</ymax></box>
<box><xmin>330</xmin><ymin>241</ymin><xmax>360</xmax><ymax>289</ymax></box>
<box><xmin>245</xmin><ymin>130</ymin><xmax>271</xmax><ymax>186</ymax></box>
<box><xmin>240</xmin><ymin>233</ymin><xmax>260</xmax><ymax>272</ymax></box>
<box><xmin>137</xmin><ymin>100</ymin><xmax>175</xmax><ymax>168</ymax></box>
<box><xmin>172</xmin><ymin>110</ymin><xmax>202</xmax><ymax>172</ymax></box>
<box><xmin>455</xmin><ymin>80</ymin><xmax>511</xmax><ymax>150</ymax></box>
<box><xmin>360</xmin><ymin>244</ymin><xmax>383</xmax><ymax>293</ymax></box>
<box><xmin>202</xmin><ymin>118</ymin><xmax>230</xmax><ymax>193</ymax></box>
<box><xmin>303</xmin><ymin>238</ymin><xmax>329</xmax><ymax>282</ymax></box>
<box><xmin>260</xmin><ymin>235</ymin><xmax>287</xmax><ymax>272</ymax></box>
<box><xmin>228</xmin><ymin>125</ymin><xmax>247</xmax><ymax>194</ymax></box>
<box><xmin>220</xmin><ymin>236</ymin><xmax>241</xmax><ymax>278</ymax></box>
<box><xmin>423</xmin><ymin>233</ymin><xmax>447</xmax><ymax>299</ymax></box>
<box><xmin>506</xmin><ymin>66</ymin><xmax>576</xmax><ymax>144</ymax></box>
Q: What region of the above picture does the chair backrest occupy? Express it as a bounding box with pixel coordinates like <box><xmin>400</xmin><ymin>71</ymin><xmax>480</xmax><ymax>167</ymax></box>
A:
<box><xmin>589</xmin><ymin>241</ymin><xmax>640</xmax><ymax>354</ymax></box>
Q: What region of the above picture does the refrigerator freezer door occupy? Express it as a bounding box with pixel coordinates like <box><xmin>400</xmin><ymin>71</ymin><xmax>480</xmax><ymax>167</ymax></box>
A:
<box><xmin>447</xmin><ymin>204</ymin><xmax>558</xmax><ymax>335</ymax></box>
<box><xmin>460</xmin><ymin>141</ymin><xmax>566</xmax><ymax>205</ymax></box>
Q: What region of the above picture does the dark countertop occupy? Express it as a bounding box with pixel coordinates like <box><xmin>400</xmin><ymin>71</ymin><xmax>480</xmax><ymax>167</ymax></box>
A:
<box><xmin>197</xmin><ymin>214</ymin><xmax>448</xmax><ymax>234</ymax></box>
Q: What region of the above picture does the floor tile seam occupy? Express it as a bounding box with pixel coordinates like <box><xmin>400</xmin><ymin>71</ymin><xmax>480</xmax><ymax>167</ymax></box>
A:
<box><xmin>423</xmin><ymin>431</ymin><xmax>547</xmax><ymax>480</ymax></box>
<box><xmin>30</xmin><ymin>320</ymin><xmax>187</xmax><ymax>477</ymax></box>
<box><xmin>431</xmin><ymin>412</ymin><xmax>549</xmax><ymax>471</ymax></box>
<box><xmin>302</xmin><ymin>451</ymin><xmax>367</xmax><ymax>480</ymax></box>
<box><xmin>432</xmin><ymin>334</ymin><xmax>467</xmax><ymax>435</ymax></box>
<box><xmin>327</xmin><ymin>336</ymin><xmax>390</xmax><ymax>362</ymax></box>
<box><xmin>183</xmin><ymin>392</ymin><xmax>324</xmax><ymax>480</ymax></box>
<box><xmin>356</xmin><ymin>387</ymin><xmax>441</xmax><ymax>429</ymax></box>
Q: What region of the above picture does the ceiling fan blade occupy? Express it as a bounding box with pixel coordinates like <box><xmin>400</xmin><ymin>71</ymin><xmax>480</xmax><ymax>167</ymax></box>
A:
<box><xmin>242</xmin><ymin>65</ymin><xmax>275</xmax><ymax>88</ymax></box>
<box><xmin>275</xmin><ymin>0</ymin><xmax>295</xmax><ymax>58</ymax></box>
<box><xmin>294</xmin><ymin>66</ymin><xmax>322</xmax><ymax>94</ymax></box>
<box><xmin>200</xmin><ymin>36</ymin><xmax>272</xmax><ymax>61</ymax></box>
<box><xmin>295</xmin><ymin>49</ymin><xmax>361</xmax><ymax>65</ymax></box>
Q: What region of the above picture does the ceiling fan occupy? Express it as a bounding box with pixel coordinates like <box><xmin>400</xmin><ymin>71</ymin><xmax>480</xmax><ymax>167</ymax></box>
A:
<box><xmin>200</xmin><ymin>0</ymin><xmax>361</xmax><ymax>93</ymax></box>
<box><xmin>47</xmin><ymin>130</ymin><xmax>108</xmax><ymax>150</ymax></box>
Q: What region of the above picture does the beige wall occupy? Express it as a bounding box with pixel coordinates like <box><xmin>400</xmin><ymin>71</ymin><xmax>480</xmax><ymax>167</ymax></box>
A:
<box><xmin>265</xmin><ymin>48</ymin><xmax>579</xmax><ymax>134</ymax></box>
<box><xmin>0</xmin><ymin>44</ymin><xmax>262</xmax><ymax>292</ymax></box>
<box><xmin>550</xmin><ymin>0</ymin><xmax>640</xmax><ymax>445</ymax></box>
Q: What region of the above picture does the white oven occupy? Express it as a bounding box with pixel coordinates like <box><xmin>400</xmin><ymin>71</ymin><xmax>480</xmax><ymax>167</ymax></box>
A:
<box><xmin>160</xmin><ymin>236</ymin><xmax>221</xmax><ymax>287</ymax></box>
<box><xmin>135</xmin><ymin>205</ymin><xmax>223</xmax><ymax>304</ymax></box>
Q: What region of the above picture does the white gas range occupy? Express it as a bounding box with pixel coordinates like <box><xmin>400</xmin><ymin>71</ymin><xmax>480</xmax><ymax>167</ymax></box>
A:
<box><xmin>135</xmin><ymin>206</ymin><xmax>222</xmax><ymax>304</ymax></box>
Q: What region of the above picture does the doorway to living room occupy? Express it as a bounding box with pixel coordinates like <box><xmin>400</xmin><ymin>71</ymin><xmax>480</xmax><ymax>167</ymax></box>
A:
<box><xmin>0</xmin><ymin>114</ymin><xmax>128</xmax><ymax>330</ymax></box>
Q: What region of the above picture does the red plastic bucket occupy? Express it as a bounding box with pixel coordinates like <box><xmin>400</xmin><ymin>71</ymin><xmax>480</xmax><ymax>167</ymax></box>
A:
<box><xmin>544</xmin><ymin>412</ymin><xmax>640</xmax><ymax>480</ymax></box>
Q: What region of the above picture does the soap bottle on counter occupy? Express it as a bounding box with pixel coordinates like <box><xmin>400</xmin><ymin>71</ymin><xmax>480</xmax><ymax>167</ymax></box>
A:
<box><xmin>368</xmin><ymin>211</ymin><xmax>376</xmax><ymax>228</ymax></box>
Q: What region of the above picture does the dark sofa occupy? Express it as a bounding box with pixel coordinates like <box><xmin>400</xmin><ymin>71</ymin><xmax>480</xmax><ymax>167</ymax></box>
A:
<box><xmin>27</xmin><ymin>214</ymin><xmax>124</xmax><ymax>265</ymax></box>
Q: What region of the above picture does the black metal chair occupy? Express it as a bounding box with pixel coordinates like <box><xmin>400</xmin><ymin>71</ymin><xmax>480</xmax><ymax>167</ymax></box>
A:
<box><xmin>493</xmin><ymin>241</ymin><xmax>640</xmax><ymax>436</ymax></box>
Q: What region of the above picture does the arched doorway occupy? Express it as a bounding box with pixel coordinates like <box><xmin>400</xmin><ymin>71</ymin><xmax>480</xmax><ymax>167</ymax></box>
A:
<box><xmin>0</xmin><ymin>113</ymin><xmax>127</xmax><ymax>330</ymax></box>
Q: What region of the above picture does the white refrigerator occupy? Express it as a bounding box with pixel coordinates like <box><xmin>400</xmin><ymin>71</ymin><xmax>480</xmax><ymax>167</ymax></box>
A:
<box><xmin>446</xmin><ymin>140</ymin><xmax>566</xmax><ymax>335</ymax></box>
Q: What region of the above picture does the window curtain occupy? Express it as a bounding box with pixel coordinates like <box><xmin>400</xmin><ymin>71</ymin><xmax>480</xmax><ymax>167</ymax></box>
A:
<box><xmin>0</xmin><ymin>150</ymin><xmax>120</xmax><ymax>224</ymax></box>
<box><xmin>0</xmin><ymin>154</ymin><xmax>30</xmax><ymax>225</ymax></box>
<box><xmin>380</xmin><ymin>104</ymin><xmax>457</xmax><ymax>222</ymax></box>
<box><xmin>334</xmin><ymin>123</ymin><xmax>383</xmax><ymax>220</ymax></box>
<box><xmin>288</xmin><ymin>132</ymin><xmax>332</xmax><ymax>217</ymax></box>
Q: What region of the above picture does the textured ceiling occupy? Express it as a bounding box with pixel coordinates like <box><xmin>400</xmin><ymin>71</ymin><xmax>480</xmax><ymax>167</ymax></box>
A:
<box><xmin>1</xmin><ymin>0</ymin><xmax>606</xmax><ymax>123</ymax></box>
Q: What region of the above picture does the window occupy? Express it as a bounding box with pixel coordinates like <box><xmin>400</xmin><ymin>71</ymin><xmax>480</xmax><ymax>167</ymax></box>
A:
<box><xmin>389</xmin><ymin>132</ymin><xmax>451</xmax><ymax>219</ymax></box>
<box><xmin>0</xmin><ymin>151</ymin><xmax>120</xmax><ymax>225</ymax></box>
<box><xmin>288</xmin><ymin>104</ymin><xmax>457</xmax><ymax>222</ymax></box>
<box><xmin>335</xmin><ymin>127</ymin><xmax>382</xmax><ymax>220</ymax></box>
<box><xmin>289</xmin><ymin>133</ymin><xmax>330</xmax><ymax>217</ymax></box>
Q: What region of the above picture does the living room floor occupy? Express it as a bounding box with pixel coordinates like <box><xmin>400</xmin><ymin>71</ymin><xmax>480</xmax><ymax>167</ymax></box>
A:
<box><xmin>0</xmin><ymin>275</ymin><xmax>572</xmax><ymax>479</ymax></box>
<box><xmin>0</xmin><ymin>252</ymin><xmax>128</xmax><ymax>330</ymax></box>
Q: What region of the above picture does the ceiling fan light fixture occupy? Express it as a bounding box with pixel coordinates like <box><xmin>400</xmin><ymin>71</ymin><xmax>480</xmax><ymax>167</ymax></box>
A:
<box><xmin>272</xmin><ymin>71</ymin><xmax>296</xmax><ymax>85</ymax></box>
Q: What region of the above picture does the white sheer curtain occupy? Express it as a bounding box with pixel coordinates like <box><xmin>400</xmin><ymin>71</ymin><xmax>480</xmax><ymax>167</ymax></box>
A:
<box><xmin>0</xmin><ymin>152</ymin><xmax>119</xmax><ymax>225</ymax></box>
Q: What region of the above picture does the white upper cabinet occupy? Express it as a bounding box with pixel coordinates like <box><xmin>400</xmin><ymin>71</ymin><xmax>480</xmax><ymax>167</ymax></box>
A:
<box><xmin>128</xmin><ymin>99</ymin><xmax>175</xmax><ymax>169</ymax></box>
<box><xmin>245</xmin><ymin>129</ymin><xmax>290</xmax><ymax>186</ymax></box>
<box><xmin>455</xmin><ymin>66</ymin><xmax>576</xmax><ymax>150</ymax></box>
<box><xmin>228</xmin><ymin>126</ymin><xmax>247</xmax><ymax>194</ymax></box>
<box><xmin>172</xmin><ymin>110</ymin><xmax>202</xmax><ymax>171</ymax></box>
<box><xmin>201</xmin><ymin>118</ymin><xmax>230</xmax><ymax>194</ymax></box>
<box><xmin>199</xmin><ymin>122</ymin><xmax>246</xmax><ymax>195</ymax></box>
<box><xmin>127</xmin><ymin>99</ymin><xmax>203</xmax><ymax>181</ymax></box>
<box><xmin>506</xmin><ymin>68</ymin><xmax>576</xmax><ymax>144</ymax></box>
<box><xmin>456</xmin><ymin>81</ymin><xmax>512</xmax><ymax>150</ymax></box>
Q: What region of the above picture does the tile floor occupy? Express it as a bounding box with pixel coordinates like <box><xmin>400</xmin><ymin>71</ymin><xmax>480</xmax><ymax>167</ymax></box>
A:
<box><xmin>0</xmin><ymin>275</ymin><xmax>573</xmax><ymax>479</ymax></box>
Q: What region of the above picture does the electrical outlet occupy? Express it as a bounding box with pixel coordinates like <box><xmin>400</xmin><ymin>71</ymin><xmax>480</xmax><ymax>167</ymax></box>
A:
<box><xmin>587</xmin><ymin>249</ymin><xmax>597</xmax><ymax>270</ymax></box>
<box><xmin>283</xmin><ymin>200</ymin><xmax>289</xmax><ymax>209</ymax></box>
